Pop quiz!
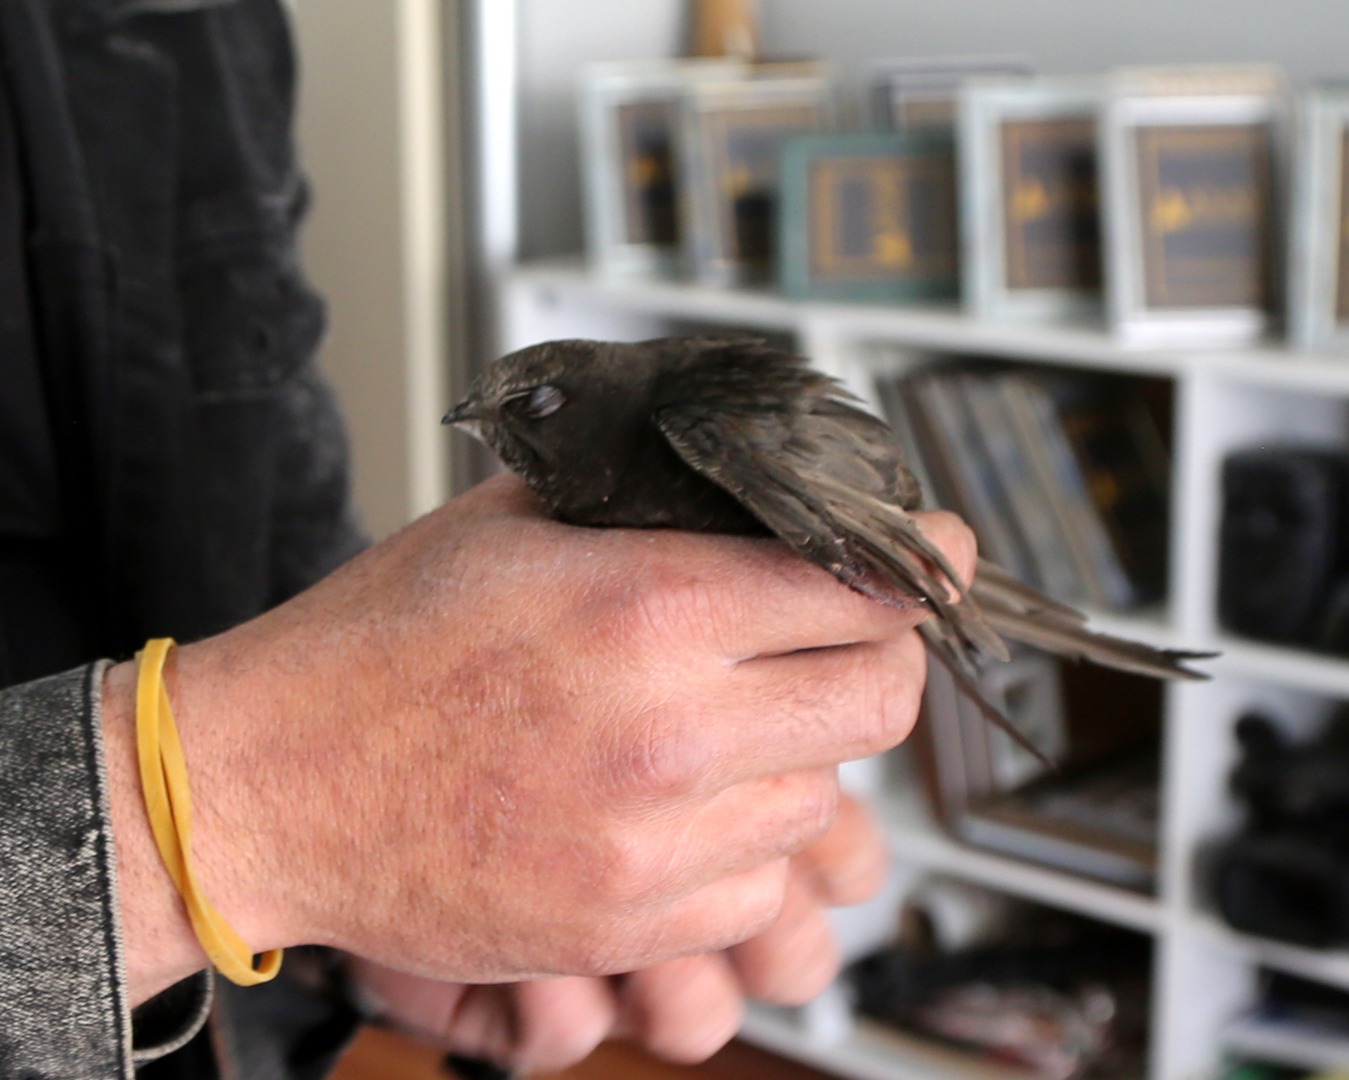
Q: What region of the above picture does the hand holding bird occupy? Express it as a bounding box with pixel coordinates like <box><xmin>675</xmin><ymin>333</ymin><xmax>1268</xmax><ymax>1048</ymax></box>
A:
<box><xmin>445</xmin><ymin>336</ymin><xmax>1211</xmax><ymax>762</ymax></box>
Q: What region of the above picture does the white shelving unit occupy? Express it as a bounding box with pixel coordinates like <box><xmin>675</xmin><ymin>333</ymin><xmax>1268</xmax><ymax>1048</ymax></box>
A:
<box><xmin>500</xmin><ymin>258</ymin><xmax>1349</xmax><ymax>1080</ymax></box>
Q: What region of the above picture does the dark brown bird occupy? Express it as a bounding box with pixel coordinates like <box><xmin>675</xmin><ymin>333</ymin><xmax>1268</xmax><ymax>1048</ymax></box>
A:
<box><xmin>444</xmin><ymin>336</ymin><xmax>1209</xmax><ymax>761</ymax></box>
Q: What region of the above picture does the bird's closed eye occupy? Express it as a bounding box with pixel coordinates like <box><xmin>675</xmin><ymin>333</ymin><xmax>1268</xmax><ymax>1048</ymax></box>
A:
<box><xmin>505</xmin><ymin>384</ymin><xmax>567</xmax><ymax>419</ymax></box>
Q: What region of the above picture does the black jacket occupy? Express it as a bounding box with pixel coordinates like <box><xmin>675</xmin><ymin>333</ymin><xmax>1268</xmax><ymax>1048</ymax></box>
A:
<box><xmin>0</xmin><ymin>0</ymin><xmax>368</xmax><ymax>1075</ymax></box>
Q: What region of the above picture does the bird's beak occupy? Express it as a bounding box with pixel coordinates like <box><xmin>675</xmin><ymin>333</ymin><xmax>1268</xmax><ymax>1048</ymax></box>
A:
<box><xmin>442</xmin><ymin>398</ymin><xmax>494</xmax><ymax>445</ymax></box>
<box><xmin>442</xmin><ymin>398</ymin><xmax>482</xmax><ymax>426</ymax></box>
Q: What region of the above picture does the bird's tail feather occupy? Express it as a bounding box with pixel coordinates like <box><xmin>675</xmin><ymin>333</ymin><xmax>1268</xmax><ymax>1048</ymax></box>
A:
<box><xmin>919</xmin><ymin>623</ymin><xmax>1054</xmax><ymax>766</ymax></box>
<box><xmin>969</xmin><ymin>560</ymin><xmax>1214</xmax><ymax>682</ymax></box>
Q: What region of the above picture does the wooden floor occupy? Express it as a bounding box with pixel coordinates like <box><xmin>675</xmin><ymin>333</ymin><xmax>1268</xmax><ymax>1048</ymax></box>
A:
<box><xmin>333</xmin><ymin>1025</ymin><xmax>839</xmax><ymax>1080</ymax></box>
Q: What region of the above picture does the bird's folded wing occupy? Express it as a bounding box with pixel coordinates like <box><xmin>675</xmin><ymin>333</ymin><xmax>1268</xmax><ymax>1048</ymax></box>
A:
<box><xmin>654</xmin><ymin>393</ymin><xmax>1006</xmax><ymax>666</ymax></box>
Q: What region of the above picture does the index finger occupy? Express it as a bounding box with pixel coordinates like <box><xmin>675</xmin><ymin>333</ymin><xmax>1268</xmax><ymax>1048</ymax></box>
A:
<box><xmin>664</xmin><ymin>508</ymin><xmax>977</xmax><ymax>661</ymax></box>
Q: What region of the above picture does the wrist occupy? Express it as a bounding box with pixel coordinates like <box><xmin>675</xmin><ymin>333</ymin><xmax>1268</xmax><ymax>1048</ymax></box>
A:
<box><xmin>103</xmin><ymin>658</ymin><xmax>206</xmax><ymax>1004</ymax></box>
<box><xmin>103</xmin><ymin>641</ymin><xmax>308</xmax><ymax>1003</ymax></box>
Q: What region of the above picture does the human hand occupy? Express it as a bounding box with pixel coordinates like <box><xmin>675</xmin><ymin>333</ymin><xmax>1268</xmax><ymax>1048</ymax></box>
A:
<box><xmin>105</xmin><ymin>474</ymin><xmax>973</xmax><ymax>1002</ymax></box>
<box><xmin>345</xmin><ymin>792</ymin><xmax>890</xmax><ymax>1071</ymax></box>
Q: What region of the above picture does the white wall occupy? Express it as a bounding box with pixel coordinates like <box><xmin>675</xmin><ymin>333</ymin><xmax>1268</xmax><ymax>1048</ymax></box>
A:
<box><xmin>515</xmin><ymin>0</ymin><xmax>1349</xmax><ymax>258</ymax></box>
<box><xmin>516</xmin><ymin>0</ymin><xmax>686</xmax><ymax>259</ymax></box>
<box><xmin>761</xmin><ymin>1</ymin><xmax>1349</xmax><ymax>86</ymax></box>
<box><xmin>292</xmin><ymin>0</ymin><xmax>453</xmax><ymax>538</ymax></box>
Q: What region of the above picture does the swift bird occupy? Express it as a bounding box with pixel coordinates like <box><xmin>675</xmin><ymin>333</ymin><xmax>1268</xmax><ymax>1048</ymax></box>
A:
<box><xmin>444</xmin><ymin>336</ymin><xmax>1210</xmax><ymax>762</ymax></box>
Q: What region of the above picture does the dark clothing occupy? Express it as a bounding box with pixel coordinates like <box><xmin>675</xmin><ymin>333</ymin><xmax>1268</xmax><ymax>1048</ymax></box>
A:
<box><xmin>0</xmin><ymin>0</ymin><xmax>367</xmax><ymax>1075</ymax></box>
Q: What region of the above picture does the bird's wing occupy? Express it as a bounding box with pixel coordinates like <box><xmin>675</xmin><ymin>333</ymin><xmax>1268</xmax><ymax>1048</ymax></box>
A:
<box><xmin>653</xmin><ymin>373</ymin><xmax>1007</xmax><ymax>667</ymax></box>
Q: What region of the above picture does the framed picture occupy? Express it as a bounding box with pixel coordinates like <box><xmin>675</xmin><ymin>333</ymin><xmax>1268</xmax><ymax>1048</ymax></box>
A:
<box><xmin>958</xmin><ymin>78</ymin><xmax>1107</xmax><ymax>322</ymax></box>
<box><xmin>777</xmin><ymin>131</ymin><xmax>959</xmax><ymax>303</ymax></box>
<box><xmin>1288</xmin><ymin>87</ymin><xmax>1349</xmax><ymax>351</ymax></box>
<box><xmin>1101</xmin><ymin>87</ymin><xmax>1284</xmax><ymax>346</ymax></box>
<box><xmin>677</xmin><ymin>73</ymin><xmax>834</xmax><ymax>286</ymax></box>
<box><xmin>866</xmin><ymin>55</ymin><xmax>1033</xmax><ymax>133</ymax></box>
<box><xmin>579</xmin><ymin>59</ymin><xmax>745</xmax><ymax>278</ymax></box>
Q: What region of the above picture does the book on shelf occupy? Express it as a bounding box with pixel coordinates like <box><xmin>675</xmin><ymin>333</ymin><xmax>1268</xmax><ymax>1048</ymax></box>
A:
<box><xmin>875</xmin><ymin>365</ymin><xmax>1170</xmax><ymax>612</ymax></box>
<box><xmin>902</xmin><ymin>370</ymin><xmax>1040</xmax><ymax>584</ymax></box>
<box><xmin>956</xmin><ymin>373</ymin><xmax>1085</xmax><ymax>604</ymax></box>
<box><xmin>995</xmin><ymin>373</ymin><xmax>1125</xmax><ymax>609</ymax></box>
<box><xmin>1049</xmin><ymin>376</ymin><xmax>1170</xmax><ymax>606</ymax></box>
<box><xmin>872</xmin><ymin>365</ymin><xmax>939</xmax><ymax>499</ymax></box>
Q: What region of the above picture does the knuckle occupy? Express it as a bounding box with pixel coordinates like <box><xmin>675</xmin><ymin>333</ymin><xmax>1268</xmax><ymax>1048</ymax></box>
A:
<box><xmin>606</xmin><ymin>710</ymin><xmax>708</xmax><ymax>803</ymax></box>
<box><xmin>792</xmin><ymin>771</ymin><xmax>841</xmax><ymax>849</ymax></box>
<box><xmin>619</xmin><ymin>554</ymin><xmax>743</xmax><ymax>657</ymax></box>
<box><xmin>589</xmin><ymin>823</ymin><xmax>670</xmax><ymax>912</ymax></box>
<box><xmin>922</xmin><ymin>509</ymin><xmax>978</xmax><ymax>588</ymax></box>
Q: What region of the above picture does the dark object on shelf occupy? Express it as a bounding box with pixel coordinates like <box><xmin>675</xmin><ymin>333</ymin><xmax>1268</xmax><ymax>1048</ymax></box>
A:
<box><xmin>1218</xmin><ymin>447</ymin><xmax>1349</xmax><ymax>655</ymax></box>
<box><xmin>849</xmin><ymin>916</ymin><xmax>1149</xmax><ymax>1078</ymax></box>
<box><xmin>777</xmin><ymin>131</ymin><xmax>959</xmax><ymax>304</ymax></box>
<box><xmin>1213</xmin><ymin>713</ymin><xmax>1349</xmax><ymax>948</ymax></box>
<box><xmin>1222</xmin><ymin>971</ymin><xmax>1349</xmax><ymax>1072</ymax></box>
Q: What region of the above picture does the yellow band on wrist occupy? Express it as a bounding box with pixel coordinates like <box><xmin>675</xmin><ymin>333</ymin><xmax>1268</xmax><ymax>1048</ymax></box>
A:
<box><xmin>135</xmin><ymin>637</ymin><xmax>282</xmax><ymax>986</ymax></box>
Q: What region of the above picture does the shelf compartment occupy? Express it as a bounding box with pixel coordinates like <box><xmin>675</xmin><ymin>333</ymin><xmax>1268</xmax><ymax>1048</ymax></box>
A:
<box><xmin>869</xmin><ymin>760</ymin><xmax>1164</xmax><ymax>934</ymax></box>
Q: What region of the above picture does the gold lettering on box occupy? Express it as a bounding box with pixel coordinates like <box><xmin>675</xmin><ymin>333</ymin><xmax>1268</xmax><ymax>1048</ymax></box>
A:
<box><xmin>1136</xmin><ymin>124</ymin><xmax>1273</xmax><ymax>310</ymax></box>
<box><xmin>809</xmin><ymin>153</ymin><xmax>957</xmax><ymax>283</ymax></box>
<box><xmin>1000</xmin><ymin>117</ymin><xmax>1101</xmax><ymax>292</ymax></box>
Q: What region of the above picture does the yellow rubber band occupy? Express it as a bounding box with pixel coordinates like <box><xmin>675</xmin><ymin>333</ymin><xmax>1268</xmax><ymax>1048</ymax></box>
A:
<box><xmin>135</xmin><ymin>638</ymin><xmax>282</xmax><ymax>986</ymax></box>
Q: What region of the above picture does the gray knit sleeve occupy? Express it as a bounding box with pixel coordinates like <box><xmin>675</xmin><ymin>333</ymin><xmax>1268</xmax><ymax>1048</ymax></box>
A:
<box><xmin>0</xmin><ymin>661</ymin><xmax>210</xmax><ymax>1079</ymax></box>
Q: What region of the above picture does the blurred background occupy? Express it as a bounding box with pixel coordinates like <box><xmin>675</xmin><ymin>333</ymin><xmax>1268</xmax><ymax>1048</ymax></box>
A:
<box><xmin>291</xmin><ymin>4</ymin><xmax>1349</xmax><ymax>1080</ymax></box>
<box><xmin>290</xmin><ymin>0</ymin><xmax>1343</xmax><ymax>540</ymax></box>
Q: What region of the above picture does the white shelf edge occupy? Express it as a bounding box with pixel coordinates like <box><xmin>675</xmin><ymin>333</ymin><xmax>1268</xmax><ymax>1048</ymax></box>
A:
<box><xmin>741</xmin><ymin>1004</ymin><xmax>1052</xmax><ymax>1080</ymax></box>
<box><xmin>871</xmin><ymin>779</ymin><xmax>1164</xmax><ymax>935</ymax></box>
<box><xmin>1076</xmin><ymin>603</ymin><xmax>1186</xmax><ymax>650</ymax></box>
<box><xmin>1188</xmin><ymin>913</ymin><xmax>1349</xmax><ymax>995</ymax></box>
<box><xmin>1207</xmin><ymin>635</ymin><xmax>1349</xmax><ymax>698</ymax></box>
<box><xmin>505</xmin><ymin>259</ymin><xmax>1349</xmax><ymax>395</ymax></box>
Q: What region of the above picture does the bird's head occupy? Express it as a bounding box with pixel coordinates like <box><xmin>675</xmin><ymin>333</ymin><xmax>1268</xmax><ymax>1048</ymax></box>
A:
<box><xmin>442</xmin><ymin>338</ymin><xmax>633</xmax><ymax>491</ymax></box>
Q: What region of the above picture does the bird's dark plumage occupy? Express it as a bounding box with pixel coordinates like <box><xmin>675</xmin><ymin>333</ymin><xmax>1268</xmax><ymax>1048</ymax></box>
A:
<box><xmin>444</xmin><ymin>336</ymin><xmax>1210</xmax><ymax>762</ymax></box>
